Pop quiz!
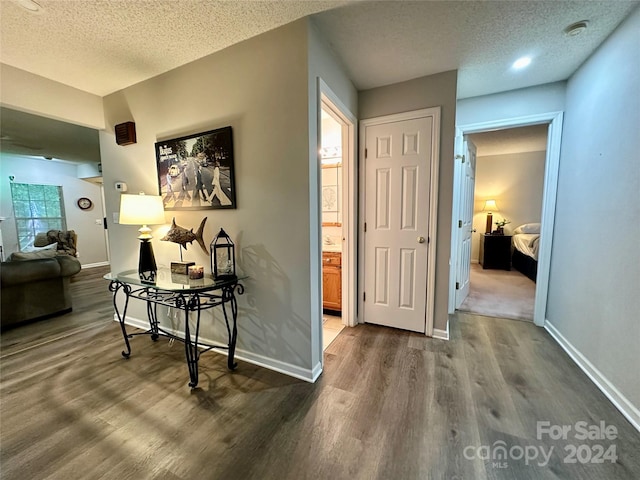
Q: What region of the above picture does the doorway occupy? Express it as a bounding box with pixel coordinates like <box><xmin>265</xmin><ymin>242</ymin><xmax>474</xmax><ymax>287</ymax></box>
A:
<box><xmin>449</xmin><ymin>111</ymin><xmax>564</xmax><ymax>327</ymax></box>
<box><xmin>318</xmin><ymin>84</ymin><xmax>356</xmax><ymax>351</ymax></box>
<box><xmin>459</xmin><ymin>125</ymin><xmax>548</xmax><ymax>321</ymax></box>
<box><xmin>320</xmin><ymin>104</ymin><xmax>345</xmax><ymax>348</ymax></box>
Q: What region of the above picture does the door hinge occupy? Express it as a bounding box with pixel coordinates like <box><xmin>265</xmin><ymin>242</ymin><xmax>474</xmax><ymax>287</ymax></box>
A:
<box><xmin>365</xmin><ymin>148</ymin><xmax>368</xmax><ymax>159</ymax></box>
<box><xmin>364</xmin><ymin>222</ymin><xmax>367</xmax><ymax>233</ymax></box>
<box><xmin>458</xmin><ymin>220</ymin><xmax>462</xmax><ymax>228</ymax></box>
<box><xmin>456</xmin><ymin>282</ymin><xmax>460</xmax><ymax>290</ymax></box>
<box><xmin>363</xmin><ymin>292</ymin><xmax>366</xmax><ymax>302</ymax></box>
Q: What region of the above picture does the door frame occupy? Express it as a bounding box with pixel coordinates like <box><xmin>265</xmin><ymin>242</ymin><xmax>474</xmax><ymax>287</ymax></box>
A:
<box><xmin>358</xmin><ymin>107</ymin><xmax>441</xmax><ymax>336</ymax></box>
<box><xmin>318</xmin><ymin>79</ymin><xmax>357</xmax><ymax>331</ymax></box>
<box><xmin>449</xmin><ymin>111</ymin><xmax>564</xmax><ymax>327</ymax></box>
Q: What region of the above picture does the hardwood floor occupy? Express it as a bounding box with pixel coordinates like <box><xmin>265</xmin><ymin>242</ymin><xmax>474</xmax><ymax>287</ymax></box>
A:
<box><xmin>1</xmin><ymin>267</ymin><xmax>639</xmax><ymax>479</ymax></box>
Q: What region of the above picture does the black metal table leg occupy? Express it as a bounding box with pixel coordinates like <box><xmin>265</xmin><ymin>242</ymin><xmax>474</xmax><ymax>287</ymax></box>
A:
<box><xmin>147</xmin><ymin>298</ymin><xmax>159</xmax><ymax>341</ymax></box>
<box><xmin>180</xmin><ymin>294</ymin><xmax>200</xmax><ymax>388</ymax></box>
<box><xmin>221</xmin><ymin>284</ymin><xmax>242</xmax><ymax>371</ymax></box>
<box><xmin>109</xmin><ymin>280</ymin><xmax>132</xmax><ymax>358</ymax></box>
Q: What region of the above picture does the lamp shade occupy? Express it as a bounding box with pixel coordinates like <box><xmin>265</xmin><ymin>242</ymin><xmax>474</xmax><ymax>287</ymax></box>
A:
<box><xmin>482</xmin><ymin>199</ymin><xmax>499</xmax><ymax>212</ymax></box>
<box><xmin>119</xmin><ymin>194</ymin><xmax>165</xmax><ymax>226</ymax></box>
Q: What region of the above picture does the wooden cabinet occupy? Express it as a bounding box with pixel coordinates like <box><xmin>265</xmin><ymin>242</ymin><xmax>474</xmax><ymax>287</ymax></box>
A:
<box><xmin>322</xmin><ymin>252</ymin><xmax>341</xmax><ymax>312</ymax></box>
<box><xmin>479</xmin><ymin>234</ymin><xmax>512</xmax><ymax>270</ymax></box>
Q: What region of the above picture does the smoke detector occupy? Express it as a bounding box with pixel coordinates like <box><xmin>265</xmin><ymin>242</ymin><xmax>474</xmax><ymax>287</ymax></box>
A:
<box><xmin>564</xmin><ymin>21</ymin><xmax>589</xmax><ymax>37</ymax></box>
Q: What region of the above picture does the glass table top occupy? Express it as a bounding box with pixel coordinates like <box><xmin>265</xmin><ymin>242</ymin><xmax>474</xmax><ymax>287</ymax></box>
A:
<box><xmin>105</xmin><ymin>268</ymin><xmax>246</xmax><ymax>293</ymax></box>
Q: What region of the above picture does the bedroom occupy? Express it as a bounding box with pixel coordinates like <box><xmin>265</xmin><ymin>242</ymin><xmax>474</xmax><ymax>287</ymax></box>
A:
<box><xmin>459</xmin><ymin>124</ymin><xmax>548</xmax><ymax>322</ymax></box>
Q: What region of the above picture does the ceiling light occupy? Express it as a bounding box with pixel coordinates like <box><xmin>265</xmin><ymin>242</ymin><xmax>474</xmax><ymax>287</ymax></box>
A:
<box><xmin>512</xmin><ymin>57</ymin><xmax>532</xmax><ymax>70</ymax></box>
<box><xmin>564</xmin><ymin>21</ymin><xmax>589</xmax><ymax>37</ymax></box>
<box><xmin>12</xmin><ymin>0</ymin><xmax>42</xmax><ymax>12</ymax></box>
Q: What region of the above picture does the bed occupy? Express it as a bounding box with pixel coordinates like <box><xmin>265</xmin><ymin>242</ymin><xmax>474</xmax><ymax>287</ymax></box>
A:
<box><xmin>511</xmin><ymin>223</ymin><xmax>540</xmax><ymax>282</ymax></box>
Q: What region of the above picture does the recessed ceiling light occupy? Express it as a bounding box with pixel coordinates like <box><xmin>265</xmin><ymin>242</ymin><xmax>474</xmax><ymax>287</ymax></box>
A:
<box><xmin>512</xmin><ymin>57</ymin><xmax>532</xmax><ymax>70</ymax></box>
<box><xmin>12</xmin><ymin>0</ymin><xmax>42</xmax><ymax>12</ymax></box>
<box><xmin>564</xmin><ymin>20</ymin><xmax>589</xmax><ymax>37</ymax></box>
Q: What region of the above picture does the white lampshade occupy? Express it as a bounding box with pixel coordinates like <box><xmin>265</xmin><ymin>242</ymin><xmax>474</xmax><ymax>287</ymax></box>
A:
<box><xmin>482</xmin><ymin>199</ymin><xmax>499</xmax><ymax>212</ymax></box>
<box><xmin>119</xmin><ymin>193</ymin><xmax>165</xmax><ymax>226</ymax></box>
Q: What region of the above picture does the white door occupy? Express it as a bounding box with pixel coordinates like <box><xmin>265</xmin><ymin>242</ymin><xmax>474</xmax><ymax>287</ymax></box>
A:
<box><xmin>363</xmin><ymin>116</ymin><xmax>433</xmax><ymax>333</ymax></box>
<box><xmin>455</xmin><ymin>138</ymin><xmax>477</xmax><ymax>308</ymax></box>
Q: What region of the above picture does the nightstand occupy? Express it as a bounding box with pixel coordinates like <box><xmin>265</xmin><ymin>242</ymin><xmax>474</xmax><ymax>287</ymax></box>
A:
<box><xmin>479</xmin><ymin>234</ymin><xmax>512</xmax><ymax>270</ymax></box>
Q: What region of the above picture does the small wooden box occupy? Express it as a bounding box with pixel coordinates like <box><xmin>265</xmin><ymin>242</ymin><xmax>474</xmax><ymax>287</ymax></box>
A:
<box><xmin>115</xmin><ymin>121</ymin><xmax>136</xmax><ymax>145</ymax></box>
<box><xmin>171</xmin><ymin>261</ymin><xmax>195</xmax><ymax>275</ymax></box>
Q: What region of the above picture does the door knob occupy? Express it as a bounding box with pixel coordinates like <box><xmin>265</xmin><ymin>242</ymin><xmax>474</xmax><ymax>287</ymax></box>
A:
<box><xmin>472</xmin><ymin>228</ymin><xmax>477</xmax><ymax>233</ymax></box>
<box><xmin>417</xmin><ymin>236</ymin><xmax>426</xmax><ymax>243</ymax></box>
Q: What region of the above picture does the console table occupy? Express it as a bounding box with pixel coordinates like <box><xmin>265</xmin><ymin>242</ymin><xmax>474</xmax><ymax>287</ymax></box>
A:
<box><xmin>106</xmin><ymin>269</ymin><xmax>246</xmax><ymax>388</ymax></box>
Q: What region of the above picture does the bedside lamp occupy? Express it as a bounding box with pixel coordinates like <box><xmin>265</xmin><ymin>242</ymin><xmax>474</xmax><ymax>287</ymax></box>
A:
<box><xmin>482</xmin><ymin>199</ymin><xmax>499</xmax><ymax>234</ymax></box>
<box><xmin>119</xmin><ymin>193</ymin><xmax>165</xmax><ymax>282</ymax></box>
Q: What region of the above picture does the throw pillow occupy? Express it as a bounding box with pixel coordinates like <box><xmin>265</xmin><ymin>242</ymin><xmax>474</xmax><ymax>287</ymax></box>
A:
<box><xmin>23</xmin><ymin>242</ymin><xmax>58</xmax><ymax>253</ymax></box>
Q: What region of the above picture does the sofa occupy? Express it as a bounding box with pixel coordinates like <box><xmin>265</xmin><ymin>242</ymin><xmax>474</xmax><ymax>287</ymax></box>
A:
<box><xmin>1</xmin><ymin>250</ymin><xmax>82</xmax><ymax>330</ymax></box>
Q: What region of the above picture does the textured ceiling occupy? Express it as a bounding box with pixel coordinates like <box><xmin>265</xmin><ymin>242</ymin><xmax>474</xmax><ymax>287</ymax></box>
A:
<box><xmin>314</xmin><ymin>0</ymin><xmax>638</xmax><ymax>97</ymax></box>
<box><xmin>0</xmin><ymin>0</ymin><xmax>636</xmax><ymax>98</ymax></box>
<box><xmin>0</xmin><ymin>0</ymin><xmax>350</xmax><ymax>96</ymax></box>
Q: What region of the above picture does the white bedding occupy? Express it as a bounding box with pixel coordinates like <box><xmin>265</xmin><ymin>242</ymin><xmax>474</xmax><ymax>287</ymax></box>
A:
<box><xmin>513</xmin><ymin>233</ymin><xmax>540</xmax><ymax>260</ymax></box>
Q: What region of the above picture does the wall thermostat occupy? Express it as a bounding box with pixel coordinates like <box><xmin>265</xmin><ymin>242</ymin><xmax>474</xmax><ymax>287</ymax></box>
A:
<box><xmin>115</xmin><ymin>182</ymin><xmax>128</xmax><ymax>192</ymax></box>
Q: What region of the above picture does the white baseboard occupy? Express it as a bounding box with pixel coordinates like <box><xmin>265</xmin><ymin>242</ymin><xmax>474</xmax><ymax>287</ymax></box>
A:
<box><xmin>114</xmin><ymin>315</ymin><xmax>319</xmax><ymax>383</ymax></box>
<box><xmin>433</xmin><ymin>325</ymin><xmax>449</xmax><ymax>341</ymax></box>
<box><xmin>81</xmin><ymin>261</ymin><xmax>110</xmax><ymax>269</ymax></box>
<box><xmin>545</xmin><ymin>320</ymin><xmax>640</xmax><ymax>432</ymax></box>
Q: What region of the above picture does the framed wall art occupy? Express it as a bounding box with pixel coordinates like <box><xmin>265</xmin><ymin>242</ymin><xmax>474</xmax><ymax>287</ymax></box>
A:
<box><xmin>155</xmin><ymin>126</ymin><xmax>236</xmax><ymax>210</ymax></box>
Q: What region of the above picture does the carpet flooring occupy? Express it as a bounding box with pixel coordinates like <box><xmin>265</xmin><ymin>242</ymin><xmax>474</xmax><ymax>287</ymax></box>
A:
<box><xmin>458</xmin><ymin>263</ymin><xmax>535</xmax><ymax>321</ymax></box>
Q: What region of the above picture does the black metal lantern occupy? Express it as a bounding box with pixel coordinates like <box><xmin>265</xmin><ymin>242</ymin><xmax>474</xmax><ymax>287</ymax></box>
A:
<box><xmin>210</xmin><ymin>228</ymin><xmax>236</xmax><ymax>280</ymax></box>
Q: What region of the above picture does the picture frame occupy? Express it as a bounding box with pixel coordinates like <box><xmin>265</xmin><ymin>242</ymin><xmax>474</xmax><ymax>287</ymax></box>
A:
<box><xmin>155</xmin><ymin>126</ymin><xmax>236</xmax><ymax>210</ymax></box>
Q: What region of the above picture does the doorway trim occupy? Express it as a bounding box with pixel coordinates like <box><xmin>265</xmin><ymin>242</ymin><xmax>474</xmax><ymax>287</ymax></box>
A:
<box><xmin>449</xmin><ymin>111</ymin><xmax>564</xmax><ymax>327</ymax></box>
<box><xmin>318</xmin><ymin>79</ymin><xmax>358</xmax><ymax>334</ymax></box>
<box><xmin>358</xmin><ymin>107</ymin><xmax>440</xmax><ymax>336</ymax></box>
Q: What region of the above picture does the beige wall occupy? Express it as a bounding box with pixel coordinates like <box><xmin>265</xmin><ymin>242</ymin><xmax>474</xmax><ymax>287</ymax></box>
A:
<box><xmin>358</xmin><ymin>71</ymin><xmax>458</xmax><ymax>332</ymax></box>
<box><xmin>98</xmin><ymin>19</ymin><xmax>357</xmax><ymax>379</ymax></box>
<box><xmin>0</xmin><ymin>64</ymin><xmax>104</xmax><ymax>129</ymax></box>
<box><xmin>547</xmin><ymin>7</ymin><xmax>640</xmax><ymax>414</ymax></box>
<box><xmin>101</xmin><ymin>20</ymin><xmax>320</xmax><ymax>376</ymax></box>
<box><xmin>472</xmin><ymin>151</ymin><xmax>545</xmax><ymax>261</ymax></box>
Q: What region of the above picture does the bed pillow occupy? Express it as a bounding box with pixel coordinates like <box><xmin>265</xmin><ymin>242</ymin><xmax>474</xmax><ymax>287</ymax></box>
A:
<box><xmin>513</xmin><ymin>223</ymin><xmax>541</xmax><ymax>234</ymax></box>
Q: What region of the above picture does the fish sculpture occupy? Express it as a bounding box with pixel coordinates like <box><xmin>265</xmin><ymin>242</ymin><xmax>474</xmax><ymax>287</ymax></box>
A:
<box><xmin>161</xmin><ymin>217</ymin><xmax>208</xmax><ymax>255</ymax></box>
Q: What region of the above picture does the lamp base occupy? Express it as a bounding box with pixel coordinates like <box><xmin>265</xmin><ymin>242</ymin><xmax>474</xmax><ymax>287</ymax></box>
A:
<box><xmin>485</xmin><ymin>213</ymin><xmax>493</xmax><ymax>234</ymax></box>
<box><xmin>139</xmin><ymin>239</ymin><xmax>157</xmax><ymax>283</ymax></box>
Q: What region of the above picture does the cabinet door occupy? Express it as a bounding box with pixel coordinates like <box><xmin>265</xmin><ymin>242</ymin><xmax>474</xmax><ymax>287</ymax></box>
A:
<box><xmin>323</xmin><ymin>266</ymin><xmax>342</xmax><ymax>311</ymax></box>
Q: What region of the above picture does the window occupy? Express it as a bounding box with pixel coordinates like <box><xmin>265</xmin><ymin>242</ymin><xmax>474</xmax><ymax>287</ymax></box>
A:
<box><xmin>10</xmin><ymin>183</ymin><xmax>67</xmax><ymax>251</ymax></box>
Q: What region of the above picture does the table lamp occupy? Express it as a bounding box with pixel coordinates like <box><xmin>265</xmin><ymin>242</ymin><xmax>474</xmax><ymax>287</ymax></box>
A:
<box><xmin>119</xmin><ymin>193</ymin><xmax>166</xmax><ymax>282</ymax></box>
<box><xmin>482</xmin><ymin>199</ymin><xmax>499</xmax><ymax>234</ymax></box>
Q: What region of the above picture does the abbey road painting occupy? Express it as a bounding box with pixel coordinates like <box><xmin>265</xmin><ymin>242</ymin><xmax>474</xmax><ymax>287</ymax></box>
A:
<box><xmin>155</xmin><ymin>126</ymin><xmax>236</xmax><ymax>210</ymax></box>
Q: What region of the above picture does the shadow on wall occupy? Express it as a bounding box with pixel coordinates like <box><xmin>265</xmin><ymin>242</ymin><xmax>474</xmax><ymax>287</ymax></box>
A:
<box><xmin>237</xmin><ymin>244</ymin><xmax>311</xmax><ymax>368</ymax></box>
